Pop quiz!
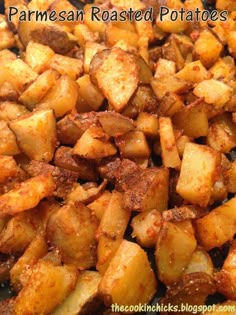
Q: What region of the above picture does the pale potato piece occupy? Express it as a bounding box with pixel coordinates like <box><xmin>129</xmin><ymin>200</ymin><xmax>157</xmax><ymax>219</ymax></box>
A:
<box><xmin>90</xmin><ymin>48</ymin><xmax>139</xmax><ymax>112</ymax></box>
<box><xmin>136</xmin><ymin>112</ymin><xmax>159</xmax><ymax>138</ymax></box>
<box><xmin>50</xmin><ymin>54</ymin><xmax>83</xmax><ymax>80</ymax></box>
<box><xmin>0</xmin><ymin>174</ymin><xmax>55</xmax><ymax>217</ymax></box>
<box><xmin>177</xmin><ymin>143</ymin><xmax>219</xmax><ymax>207</ymax></box>
<box><xmin>227</xmin><ymin>31</ymin><xmax>236</xmax><ymax>58</ymax></box>
<box><xmin>84</xmin><ymin>41</ymin><xmax>106</xmax><ymax>74</ymax></box>
<box><xmin>156</xmin><ymin>9</ymin><xmax>188</xmax><ymax>33</ymax></box>
<box><xmin>88</xmin><ymin>190</ymin><xmax>111</xmax><ymax>221</ymax></box>
<box><xmin>175</xmin><ymin>60</ymin><xmax>210</xmax><ymax>83</ymax></box>
<box><xmin>0</xmin><ymin>14</ymin><xmax>15</xmax><ymax>50</ymax></box>
<box><xmin>216</xmin><ymin>0</ymin><xmax>236</xmax><ymax>11</ymax></box>
<box><xmin>99</xmin><ymin>240</ymin><xmax>157</xmax><ymax>306</ymax></box>
<box><xmin>154</xmin><ymin>58</ymin><xmax>176</xmax><ymax>78</ymax></box>
<box><xmin>14</xmin><ymin>261</ymin><xmax>77</xmax><ymax>315</ymax></box>
<box><xmin>9</xmin><ymin>109</ymin><xmax>57</xmax><ymax>162</ymax></box>
<box><xmin>53</xmin><ymin>271</ymin><xmax>102</xmax><ymax>315</ymax></box>
<box><xmin>193</xmin><ymin>79</ymin><xmax>232</xmax><ymax>108</ymax></box>
<box><xmin>105</xmin><ymin>24</ymin><xmax>139</xmax><ymax>48</ymax></box>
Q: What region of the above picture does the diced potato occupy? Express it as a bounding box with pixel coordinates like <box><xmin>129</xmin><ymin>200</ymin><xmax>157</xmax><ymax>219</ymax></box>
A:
<box><xmin>124</xmin><ymin>167</ymin><xmax>169</xmax><ymax>212</ymax></box>
<box><xmin>158</xmin><ymin>93</ymin><xmax>184</xmax><ymax>117</ymax></box>
<box><xmin>25</xmin><ymin>41</ymin><xmax>55</xmax><ymax>74</ymax></box>
<box><xmin>136</xmin><ymin>112</ymin><xmax>159</xmax><ymax>138</ymax></box>
<box><xmin>106</xmin><ymin>24</ymin><xmax>139</xmax><ymax>48</ymax></box>
<box><xmin>98</xmin><ymin>112</ymin><xmax>134</xmax><ymax>137</ymax></box>
<box><xmin>176</xmin><ymin>135</ymin><xmax>191</xmax><ymax>157</ymax></box>
<box><xmin>0</xmin><ymin>174</ymin><xmax>55</xmax><ymax>217</ymax></box>
<box><xmin>54</xmin><ymin>146</ymin><xmax>97</xmax><ymax>181</ymax></box>
<box><xmin>76</xmin><ymin>74</ymin><xmax>104</xmax><ymax>112</ymax></box>
<box><xmin>151</xmin><ymin>75</ymin><xmax>190</xmax><ymax>100</ymax></box>
<box><xmin>193</xmin><ymin>79</ymin><xmax>232</xmax><ymax>108</ymax></box>
<box><xmin>73</xmin><ymin>126</ymin><xmax>117</xmax><ymax>159</ymax></box>
<box><xmin>88</xmin><ymin>190</ymin><xmax>111</xmax><ymax>221</ymax></box>
<box><xmin>0</xmin><ymin>120</ymin><xmax>20</xmax><ymax>155</ymax></box>
<box><xmin>162</xmin><ymin>205</ymin><xmax>208</xmax><ymax>222</ymax></box>
<box><xmin>194</xmin><ymin>29</ymin><xmax>223</xmax><ymax>68</ymax></box>
<box><xmin>19</xmin><ymin>69</ymin><xmax>59</xmax><ymax>110</ymax></box>
<box><xmin>227</xmin><ymin>31</ymin><xmax>236</xmax><ymax>58</ymax></box>
<box><xmin>50</xmin><ymin>54</ymin><xmax>83</xmax><ymax>80</ymax></box>
<box><xmin>47</xmin><ymin>203</ymin><xmax>98</xmax><ymax>269</ymax></box>
<box><xmin>0</xmin><ymin>208</ymin><xmax>40</xmax><ymax>254</ymax></box>
<box><xmin>209</xmin><ymin>57</ymin><xmax>235</xmax><ymax>81</ymax></box>
<box><xmin>116</xmin><ymin>130</ymin><xmax>151</xmax><ymax>159</ymax></box>
<box><xmin>155</xmin><ymin>221</ymin><xmax>197</xmax><ymax>285</ymax></box>
<box><xmin>0</xmin><ymin>156</ymin><xmax>18</xmax><ymax>183</ymax></box>
<box><xmin>74</xmin><ymin>23</ymin><xmax>99</xmax><ymax>47</ymax></box>
<box><xmin>215</xmin><ymin>242</ymin><xmax>236</xmax><ymax>300</ymax></box>
<box><xmin>172</xmin><ymin>100</ymin><xmax>209</xmax><ymax>138</ymax></box>
<box><xmin>0</xmin><ymin>49</ymin><xmax>17</xmax><ymax>64</ymax></box>
<box><xmin>216</xmin><ymin>0</ymin><xmax>236</xmax><ymax>11</ymax></box>
<box><xmin>9</xmin><ymin>109</ymin><xmax>57</xmax><ymax>162</ymax></box>
<box><xmin>226</xmin><ymin>160</ymin><xmax>236</xmax><ymax>193</ymax></box>
<box><xmin>52</xmin><ymin>271</ymin><xmax>102</xmax><ymax>315</ymax></box>
<box><xmin>10</xmin><ymin>235</ymin><xmax>48</xmax><ymax>291</ymax></box>
<box><xmin>134</xmin><ymin>54</ymin><xmax>152</xmax><ymax>84</ymax></box>
<box><xmin>14</xmin><ymin>261</ymin><xmax>77</xmax><ymax>315</ymax></box>
<box><xmin>135</xmin><ymin>20</ymin><xmax>154</xmax><ymax>42</ymax></box>
<box><xmin>207</xmin><ymin>113</ymin><xmax>236</xmax><ymax>153</ymax></box>
<box><xmin>0</xmin><ymin>14</ymin><xmax>15</xmax><ymax>50</ymax></box>
<box><xmin>131</xmin><ymin>209</ymin><xmax>162</xmax><ymax>248</ymax></box>
<box><xmin>84</xmin><ymin>41</ymin><xmax>106</xmax><ymax>74</ymax></box>
<box><xmin>38</xmin><ymin>74</ymin><xmax>79</xmax><ymax>117</ymax></box>
<box><xmin>159</xmin><ymin>117</ymin><xmax>181</xmax><ymax>169</ymax></box>
<box><xmin>177</xmin><ymin>143</ymin><xmax>219</xmax><ymax>207</ymax></box>
<box><xmin>99</xmin><ymin>240</ymin><xmax>157</xmax><ymax>306</ymax></box>
<box><xmin>195</xmin><ymin>197</ymin><xmax>236</xmax><ymax>250</ymax></box>
<box><xmin>183</xmin><ymin>247</ymin><xmax>214</xmax><ymax>276</ymax></box>
<box><xmin>154</xmin><ymin>58</ymin><xmax>176</xmax><ymax>78</ymax></box>
<box><xmin>0</xmin><ymin>102</ymin><xmax>29</xmax><ymax>121</ymax></box>
<box><xmin>56</xmin><ymin>114</ymin><xmax>84</xmax><ymax>146</ymax></box>
<box><xmin>175</xmin><ymin>60</ymin><xmax>210</xmax><ymax>83</ymax></box>
<box><xmin>156</xmin><ymin>9</ymin><xmax>188</xmax><ymax>33</ymax></box>
<box><xmin>90</xmin><ymin>48</ymin><xmax>139</xmax><ymax>112</ymax></box>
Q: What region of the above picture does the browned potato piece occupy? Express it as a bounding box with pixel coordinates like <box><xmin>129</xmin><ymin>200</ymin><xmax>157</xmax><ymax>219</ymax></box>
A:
<box><xmin>90</xmin><ymin>48</ymin><xmax>139</xmax><ymax>112</ymax></box>
<box><xmin>155</xmin><ymin>221</ymin><xmax>197</xmax><ymax>285</ymax></box>
<box><xmin>18</xmin><ymin>20</ymin><xmax>77</xmax><ymax>54</ymax></box>
<box><xmin>54</xmin><ymin>146</ymin><xmax>97</xmax><ymax>181</ymax></box>
<box><xmin>38</xmin><ymin>74</ymin><xmax>79</xmax><ymax>117</ymax></box>
<box><xmin>98</xmin><ymin>112</ymin><xmax>134</xmax><ymax>137</ymax></box>
<box><xmin>52</xmin><ymin>271</ymin><xmax>102</xmax><ymax>315</ymax></box>
<box><xmin>14</xmin><ymin>260</ymin><xmax>77</xmax><ymax>315</ymax></box>
<box><xmin>19</xmin><ymin>69</ymin><xmax>59</xmax><ymax>110</ymax></box>
<box><xmin>10</xmin><ymin>235</ymin><xmax>48</xmax><ymax>291</ymax></box>
<box><xmin>47</xmin><ymin>202</ymin><xmax>98</xmax><ymax>269</ymax></box>
<box><xmin>0</xmin><ymin>298</ymin><xmax>15</xmax><ymax>315</ymax></box>
<box><xmin>84</xmin><ymin>41</ymin><xmax>106</xmax><ymax>74</ymax></box>
<box><xmin>0</xmin><ymin>120</ymin><xmax>20</xmax><ymax>155</ymax></box>
<box><xmin>215</xmin><ymin>242</ymin><xmax>236</xmax><ymax>300</ymax></box>
<box><xmin>9</xmin><ymin>109</ymin><xmax>57</xmax><ymax>162</ymax></box>
<box><xmin>106</xmin><ymin>24</ymin><xmax>139</xmax><ymax>48</ymax></box>
<box><xmin>99</xmin><ymin>240</ymin><xmax>157</xmax><ymax>307</ymax></box>
<box><xmin>175</xmin><ymin>60</ymin><xmax>210</xmax><ymax>83</ymax></box>
<box><xmin>73</xmin><ymin>126</ymin><xmax>117</xmax><ymax>159</ymax></box>
<box><xmin>0</xmin><ymin>156</ymin><xmax>18</xmax><ymax>183</ymax></box>
<box><xmin>161</xmin><ymin>272</ymin><xmax>215</xmax><ymax>314</ymax></box>
<box><xmin>158</xmin><ymin>93</ymin><xmax>184</xmax><ymax>117</ymax></box>
<box><xmin>176</xmin><ymin>143</ymin><xmax>219</xmax><ymax>207</ymax></box>
<box><xmin>25</xmin><ymin>41</ymin><xmax>55</xmax><ymax>74</ymax></box>
<box><xmin>136</xmin><ymin>112</ymin><xmax>159</xmax><ymax>138</ymax></box>
<box><xmin>131</xmin><ymin>209</ymin><xmax>162</xmax><ymax>248</ymax></box>
<box><xmin>50</xmin><ymin>54</ymin><xmax>83</xmax><ymax>80</ymax></box>
<box><xmin>0</xmin><ymin>208</ymin><xmax>40</xmax><ymax>254</ymax></box>
<box><xmin>162</xmin><ymin>205</ymin><xmax>208</xmax><ymax>222</ymax></box>
<box><xmin>0</xmin><ymin>102</ymin><xmax>29</xmax><ymax>121</ymax></box>
<box><xmin>195</xmin><ymin>196</ymin><xmax>236</xmax><ymax>250</ymax></box>
<box><xmin>76</xmin><ymin>74</ymin><xmax>105</xmax><ymax>112</ymax></box>
<box><xmin>88</xmin><ymin>190</ymin><xmax>111</xmax><ymax>221</ymax></box>
<box><xmin>159</xmin><ymin>117</ymin><xmax>181</xmax><ymax>169</ymax></box>
<box><xmin>0</xmin><ymin>14</ymin><xmax>15</xmax><ymax>50</ymax></box>
<box><xmin>0</xmin><ymin>174</ymin><xmax>55</xmax><ymax>217</ymax></box>
<box><xmin>0</xmin><ymin>49</ymin><xmax>17</xmax><ymax>65</ymax></box>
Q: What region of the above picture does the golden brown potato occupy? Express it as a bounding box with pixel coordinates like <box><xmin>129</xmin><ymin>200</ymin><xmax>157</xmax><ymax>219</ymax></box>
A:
<box><xmin>88</xmin><ymin>190</ymin><xmax>111</xmax><ymax>221</ymax></box>
<box><xmin>0</xmin><ymin>155</ymin><xmax>18</xmax><ymax>183</ymax></box>
<box><xmin>14</xmin><ymin>260</ymin><xmax>77</xmax><ymax>315</ymax></box>
<box><xmin>0</xmin><ymin>120</ymin><xmax>20</xmax><ymax>155</ymax></box>
<box><xmin>90</xmin><ymin>48</ymin><xmax>139</xmax><ymax>112</ymax></box>
<box><xmin>162</xmin><ymin>205</ymin><xmax>208</xmax><ymax>222</ymax></box>
<box><xmin>0</xmin><ymin>174</ymin><xmax>55</xmax><ymax>217</ymax></box>
<box><xmin>98</xmin><ymin>112</ymin><xmax>134</xmax><ymax>137</ymax></box>
<box><xmin>9</xmin><ymin>109</ymin><xmax>57</xmax><ymax>162</ymax></box>
<box><xmin>84</xmin><ymin>41</ymin><xmax>106</xmax><ymax>74</ymax></box>
<box><xmin>175</xmin><ymin>60</ymin><xmax>210</xmax><ymax>83</ymax></box>
<box><xmin>0</xmin><ymin>255</ymin><xmax>15</xmax><ymax>283</ymax></box>
<box><xmin>99</xmin><ymin>240</ymin><xmax>157</xmax><ymax>307</ymax></box>
<box><xmin>155</xmin><ymin>221</ymin><xmax>197</xmax><ymax>285</ymax></box>
<box><xmin>47</xmin><ymin>202</ymin><xmax>98</xmax><ymax>269</ymax></box>
<box><xmin>105</xmin><ymin>24</ymin><xmax>139</xmax><ymax>48</ymax></box>
<box><xmin>0</xmin><ymin>102</ymin><xmax>29</xmax><ymax>121</ymax></box>
<box><xmin>50</xmin><ymin>54</ymin><xmax>83</xmax><ymax>80</ymax></box>
<box><xmin>136</xmin><ymin>112</ymin><xmax>159</xmax><ymax>138</ymax></box>
<box><xmin>0</xmin><ymin>14</ymin><xmax>15</xmax><ymax>50</ymax></box>
<box><xmin>195</xmin><ymin>197</ymin><xmax>236</xmax><ymax>250</ymax></box>
<box><xmin>52</xmin><ymin>271</ymin><xmax>102</xmax><ymax>315</ymax></box>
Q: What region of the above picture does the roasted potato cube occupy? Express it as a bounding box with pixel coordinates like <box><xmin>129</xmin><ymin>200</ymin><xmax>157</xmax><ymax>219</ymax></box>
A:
<box><xmin>0</xmin><ymin>120</ymin><xmax>20</xmax><ymax>155</ymax></box>
<box><xmin>0</xmin><ymin>102</ymin><xmax>29</xmax><ymax>121</ymax></box>
<box><xmin>57</xmin><ymin>114</ymin><xmax>84</xmax><ymax>146</ymax></box>
<box><xmin>0</xmin><ymin>14</ymin><xmax>15</xmax><ymax>50</ymax></box>
<box><xmin>84</xmin><ymin>41</ymin><xmax>106</xmax><ymax>74</ymax></box>
<box><xmin>9</xmin><ymin>109</ymin><xmax>57</xmax><ymax>162</ymax></box>
<box><xmin>90</xmin><ymin>48</ymin><xmax>139</xmax><ymax>112</ymax></box>
<box><xmin>10</xmin><ymin>235</ymin><xmax>48</xmax><ymax>291</ymax></box>
<box><xmin>154</xmin><ymin>58</ymin><xmax>176</xmax><ymax>78</ymax></box>
<box><xmin>226</xmin><ymin>160</ymin><xmax>236</xmax><ymax>193</ymax></box>
<box><xmin>19</xmin><ymin>69</ymin><xmax>59</xmax><ymax>110</ymax></box>
<box><xmin>216</xmin><ymin>0</ymin><xmax>236</xmax><ymax>11</ymax></box>
<box><xmin>156</xmin><ymin>9</ymin><xmax>188</xmax><ymax>33</ymax></box>
<box><xmin>99</xmin><ymin>240</ymin><xmax>157</xmax><ymax>307</ymax></box>
<box><xmin>0</xmin><ymin>156</ymin><xmax>18</xmax><ymax>183</ymax></box>
<box><xmin>131</xmin><ymin>209</ymin><xmax>162</xmax><ymax>248</ymax></box>
<box><xmin>194</xmin><ymin>29</ymin><xmax>223</xmax><ymax>68</ymax></box>
<box><xmin>158</xmin><ymin>93</ymin><xmax>184</xmax><ymax>117</ymax></box>
<box><xmin>136</xmin><ymin>112</ymin><xmax>159</xmax><ymax>138</ymax></box>
<box><xmin>195</xmin><ymin>196</ymin><xmax>236</xmax><ymax>250</ymax></box>
<box><xmin>227</xmin><ymin>31</ymin><xmax>236</xmax><ymax>58</ymax></box>
<box><xmin>175</xmin><ymin>60</ymin><xmax>211</xmax><ymax>83</ymax></box>
<box><xmin>88</xmin><ymin>190</ymin><xmax>111</xmax><ymax>221</ymax></box>
<box><xmin>155</xmin><ymin>221</ymin><xmax>197</xmax><ymax>285</ymax></box>
<box><xmin>73</xmin><ymin>126</ymin><xmax>117</xmax><ymax>159</ymax></box>
<box><xmin>98</xmin><ymin>112</ymin><xmax>134</xmax><ymax>137</ymax></box>
<box><xmin>0</xmin><ymin>49</ymin><xmax>17</xmax><ymax>64</ymax></box>
<box><xmin>159</xmin><ymin>117</ymin><xmax>181</xmax><ymax>169</ymax></box>
<box><xmin>83</xmin><ymin>4</ymin><xmax>106</xmax><ymax>33</ymax></box>
<box><xmin>176</xmin><ymin>143</ymin><xmax>219</xmax><ymax>207</ymax></box>
<box><xmin>14</xmin><ymin>261</ymin><xmax>77</xmax><ymax>315</ymax></box>
<box><xmin>74</xmin><ymin>23</ymin><xmax>99</xmax><ymax>48</ymax></box>
<box><xmin>193</xmin><ymin>79</ymin><xmax>232</xmax><ymax>108</ymax></box>
<box><xmin>25</xmin><ymin>41</ymin><xmax>55</xmax><ymax>74</ymax></box>
<box><xmin>0</xmin><ymin>174</ymin><xmax>55</xmax><ymax>217</ymax></box>
<box><xmin>0</xmin><ymin>208</ymin><xmax>40</xmax><ymax>254</ymax></box>
<box><xmin>38</xmin><ymin>74</ymin><xmax>79</xmax><ymax>117</ymax></box>
<box><xmin>47</xmin><ymin>203</ymin><xmax>98</xmax><ymax>269</ymax></box>
<box><xmin>209</xmin><ymin>56</ymin><xmax>235</xmax><ymax>81</ymax></box>
<box><xmin>76</xmin><ymin>74</ymin><xmax>104</xmax><ymax>112</ymax></box>
<box><xmin>105</xmin><ymin>24</ymin><xmax>139</xmax><ymax>48</ymax></box>
<box><xmin>116</xmin><ymin>130</ymin><xmax>151</xmax><ymax>159</ymax></box>
<box><xmin>50</xmin><ymin>54</ymin><xmax>83</xmax><ymax>80</ymax></box>
<box><xmin>52</xmin><ymin>271</ymin><xmax>102</xmax><ymax>315</ymax></box>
